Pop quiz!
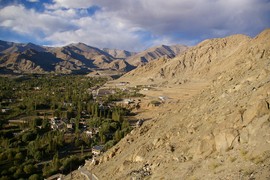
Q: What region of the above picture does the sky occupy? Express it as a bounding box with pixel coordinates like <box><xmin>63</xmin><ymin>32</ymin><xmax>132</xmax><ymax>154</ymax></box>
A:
<box><xmin>0</xmin><ymin>0</ymin><xmax>269</xmax><ymax>51</ymax></box>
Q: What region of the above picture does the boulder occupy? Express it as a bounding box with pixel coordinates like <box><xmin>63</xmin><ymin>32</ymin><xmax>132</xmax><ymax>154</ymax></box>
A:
<box><xmin>214</xmin><ymin>129</ymin><xmax>239</xmax><ymax>153</ymax></box>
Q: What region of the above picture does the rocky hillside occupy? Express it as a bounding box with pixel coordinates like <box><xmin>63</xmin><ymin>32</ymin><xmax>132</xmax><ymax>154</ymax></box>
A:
<box><xmin>126</xmin><ymin>44</ymin><xmax>188</xmax><ymax>66</ymax></box>
<box><xmin>86</xmin><ymin>29</ymin><xmax>270</xmax><ymax>179</ymax></box>
<box><xmin>0</xmin><ymin>40</ymin><xmax>47</xmax><ymax>54</ymax></box>
<box><xmin>120</xmin><ymin>33</ymin><xmax>253</xmax><ymax>85</ymax></box>
<box><xmin>102</xmin><ymin>48</ymin><xmax>136</xmax><ymax>59</ymax></box>
<box><xmin>0</xmin><ymin>49</ymin><xmax>62</xmax><ymax>73</ymax></box>
<box><xmin>0</xmin><ymin>41</ymin><xmax>185</xmax><ymax>75</ymax></box>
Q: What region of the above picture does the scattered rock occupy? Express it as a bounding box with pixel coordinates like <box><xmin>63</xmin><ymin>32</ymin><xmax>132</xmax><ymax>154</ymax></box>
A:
<box><xmin>129</xmin><ymin>164</ymin><xmax>152</xmax><ymax>179</ymax></box>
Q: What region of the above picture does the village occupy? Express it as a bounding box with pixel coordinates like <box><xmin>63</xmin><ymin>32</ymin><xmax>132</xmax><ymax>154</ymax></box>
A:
<box><xmin>0</xmin><ymin>75</ymin><xmax>152</xmax><ymax>179</ymax></box>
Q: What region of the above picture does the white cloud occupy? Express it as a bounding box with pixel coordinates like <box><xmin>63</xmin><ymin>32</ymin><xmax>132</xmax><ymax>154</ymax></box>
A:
<box><xmin>46</xmin><ymin>0</ymin><xmax>95</xmax><ymax>9</ymax></box>
<box><xmin>0</xmin><ymin>5</ymin><xmax>75</xmax><ymax>35</ymax></box>
<box><xmin>79</xmin><ymin>0</ymin><xmax>270</xmax><ymax>39</ymax></box>
<box><xmin>1</xmin><ymin>0</ymin><xmax>269</xmax><ymax>51</ymax></box>
<box><xmin>44</xmin><ymin>15</ymin><xmax>144</xmax><ymax>51</ymax></box>
<box><xmin>45</xmin><ymin>8</ymin><xmax>77</xmax><ymax>18</ymax></box>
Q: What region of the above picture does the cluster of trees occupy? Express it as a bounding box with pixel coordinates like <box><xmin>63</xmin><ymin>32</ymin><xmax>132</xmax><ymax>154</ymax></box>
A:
<box><xmin>0</xmin><ymin>74</ymin><xmax>136</xmax><ymax>179</ymax></box>
<box><xmin>84</xmin><ymin>103</ymin><xmax>132</xmax><ymax>149</ymax></box>
<box><xmin>0</xmin><ymin>121</ymin><xmax>65</xmax><ymax>178</ymax></box>
<box><xmin>42</xmin><ymin>153</ymin><xmax>87</xmax><ymax>177</ymax></box>
<box><xmin>0</xmin><ymin>117</ymin><xmax>94</xmax><ymax>179</ymax></box>
<box><xmin>0</xmin><ymin>75</ymin><xmax>106</xmax><ymax>120</ymax></box>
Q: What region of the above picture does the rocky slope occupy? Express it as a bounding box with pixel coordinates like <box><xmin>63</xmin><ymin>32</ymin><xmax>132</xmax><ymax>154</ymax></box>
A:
<box><xmin>0</xmin><ymin>49</ymin><xmax>61</xmax><ymax>73</ymax></box>
<box><xmin>0</xmin><ymin>41</ymin><xmax>185</xmax><ymax>75</ymax></box>
<box><xmin>120</xmin><ymin>33</ymin><xmax>252</xmax><ymax>85</ymax></box>
<box><xmin>102</xmin><ymin>48</ymin><xmax>136</xmax><ymax>59</ymax></box>
<box><xmin>87</xmin><ymin>29</ymin><xmax>270</xmax><ymax>179</ymax></box>
<box><xmin>126</xmin><ymin>44</ymin><xmax>188</xmax><ymax>66</ymax></box>
<box><xmin>0</xmin><ymin>40</ymin><xmax>46</xmax><ymax>54</ymax></box>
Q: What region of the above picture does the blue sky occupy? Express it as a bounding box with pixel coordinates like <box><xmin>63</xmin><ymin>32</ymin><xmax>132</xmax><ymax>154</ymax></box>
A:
<box><xmin>0</xmin><ymin>0</ymin><xmax>270</xmax><ymax>51</ymax></box>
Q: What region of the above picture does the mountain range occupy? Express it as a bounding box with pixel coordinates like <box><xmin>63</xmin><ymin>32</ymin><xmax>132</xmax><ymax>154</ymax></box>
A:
<box><xmin>0</xmin><ymin>40</ymin><xmax>188</xmax><ymax>75</ymax></box>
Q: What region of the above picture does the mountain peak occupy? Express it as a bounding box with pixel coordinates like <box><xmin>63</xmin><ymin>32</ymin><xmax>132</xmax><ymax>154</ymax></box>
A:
<box><xmin>69</xmin><ymin>42</ymin><xmax>89</xmax><ymax>47</ymax></box>
<box><xmin>102</xmin><ymin>48</ymin><xmax>136</xmax><ymax>59</ymax></box>
<box><xmin>254</xmin><ymin>28</ymin><xmax>270</xmax><ymax>42</ymax></box>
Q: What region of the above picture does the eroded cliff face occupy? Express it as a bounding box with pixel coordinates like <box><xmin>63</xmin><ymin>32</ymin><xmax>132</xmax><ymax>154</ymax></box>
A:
<box><xmin>86</xmin><ymin>29</ymin><xmax>270</xmax><ymax>179</ymax></box>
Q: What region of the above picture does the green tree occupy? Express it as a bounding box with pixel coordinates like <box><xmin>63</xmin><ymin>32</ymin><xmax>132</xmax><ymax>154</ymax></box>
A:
<box><xmin>29</xmin><ymin>174</ymin><xmax>42</xmax><ymax>180</ymax></box>
<box><xmin>100</xmin><ymin>134</ymin><xmax>106</xmax><ymax>144</ymax></box>
<box><xmin>75</xmin><ymin>116</ymin><xmax>80</xmax><ymax>133</ymax></box>
<box><xmin>34</xmin><ymin>151</ymin><xmax>42</xmax><ymax>161</ymax></box>
<box><xmin>0</xmin><ymin>175</ymin><xmax>10</xmax><ymax>180</ymax></box>
<box><xmin>112</xmin><ymin>108</ymin><xmax>122</xmax><ymax>121</ymax></box>
<box><xmin>23</xmin><ymin>164</ymin><xmax>36</xmax><ymax>174</ymax></box>
<box><xmin>15</xmin><ymin>152</ymin><xmax>24</xmax><ymax>163</ymax></box>
<box><xmin>8</xmin><ymin>166</ymin><xmax>17</xmax><ymax>174</ymax></box>
<box><xmin>81</xmin><ymin>145</ymin><xmax>84</xmax><ymax>156</ymax></box>
<box><xmin>14</xmin><ymin>166</ymin><xmax>24</xmax><ymax>179</ymax></box>
<box><xmin>22</xmin><ymin>131</ymin><xmax>36</xmax><ymax>142</ymax></box>
<box><xmin>52</xmin><ymin>152</ymin><xmax>60</xmax><ymax>170</ymax></box>
<box><xmin>121</xmin><ymin>119</ymin><xmax>130</xmax><ymax>130</ymax></box>
<box><xmin>42</xmin><ymin>119</ymin><xmax>50</xmax><ymax>130</ymax></box>
<box><xmin>114</xmin><ymin>129</ymin><xmax>122</xmax><ymax>142</ymax></box>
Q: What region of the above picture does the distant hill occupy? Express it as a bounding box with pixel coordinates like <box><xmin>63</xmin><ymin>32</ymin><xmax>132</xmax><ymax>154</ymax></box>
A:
<box><xmin>0</xmin><ymin>40</ymin><xmax>46</xmax><ymax>54</ymax></box>
<box><xmin>0</xmin><ymin>41</ymin><xmax>187</xmax><ymax>75</ymax></box>
<box><xmin>126</xmin><ymin>44</ymin><xmax>188</xmax><ymax>66</ymax></box>
<box><xmin>102</xmin><ymin>48</ymin><xmax>136</xmax><ymax>59</ymax></box>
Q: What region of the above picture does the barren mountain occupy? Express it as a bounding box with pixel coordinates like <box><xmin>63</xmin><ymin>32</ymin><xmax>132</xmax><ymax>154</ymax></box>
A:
<box><xmin>0</xmin><ymin>41</ymin><xmax>129</xmax><ymax>74</ymax></box>
<box><xmin>0</xmin><ymin>40</ymin><xmax>46</xmax><ymax>54</ymax></box>
<box><xmin>126</xmin><ymin>44</ymin><xmax>188</xmax><ymax>66</ymax></box>
<box><xmin>103</xmin><ymin>60</ymin><xmax>136</xmax><ymax>72</ymax></box>
<box><xmin>49</xmin><ymin>43</ymin><xmax>114</xmax><ymax>69</ymax></box>
<box><xmin>86</xmin><ymin>29</ymin><xmax>270</xmax><ymax>179</ymax></box>
<box><xmin>0</xmin><ymin>41</ymin><xmax>184</xmax><ymax>75</ymax></box>
<box><xmin>0</xmin><ymin>49</ymin><xmax>61</xmax><ymax>73</ymax></box>
<box><xmin>102</xmin><ymin>48</ymin><xmax>136</xmax><ymax>59</ymax></box>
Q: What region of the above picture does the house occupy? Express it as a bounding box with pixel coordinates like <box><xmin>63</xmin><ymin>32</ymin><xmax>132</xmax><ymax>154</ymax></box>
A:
<box><xmin>34</xmin><ymin>86</ymin><xmax>41</xmax><ymax>90</ymax></box>
<box><xmin>85</xmin><ymin>129</ymin><xmax>94</xmax><ymax>136</ymax></box>
<box><xmin>96</xmin><ymin>88</ymin><xmax>115</xmax><ymax>97</ymax></box>
<box><xmin>92</xmin><ymin>145</ymin><xmax>104</xmax><ymax>156</ymax></box>
<box><xmin>116</xmin><ymin>82</ymin><xmax>130</xmax><ymax>86</ymax></box>
<box><xmin>63</xmin><ymin>102</ymin><xmax>72</xmax><ymax>107</ymax></box>
<box><xmin>85</xmin><ymin>128</ymin><xmax>99</xmax><ymax>137</ymax></box>
<box><xmin>85</xmin><ymin>130</ymin><xmax>93</xmax><ymax>136</ymax></box>
<box><xmin>115</xmin><ymin>99</ymin><xmax>134</xmax><ymax>106</ymax></box>
<box><xmin>1</xmin><ymin>108</ymin><xmax>11</xmax><ymax>113</ymax></box>
<box><xmin>66</xmin><ymin>123</ymin><xmax>74</xmax><ymax>129</ymax></box>
<box><xmin>49</xmin><ymin>117</ymin><xmax>66</xmax><ymax>131</ymax></box>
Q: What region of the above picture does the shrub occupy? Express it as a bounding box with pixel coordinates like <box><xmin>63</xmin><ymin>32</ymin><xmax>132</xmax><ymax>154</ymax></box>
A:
<box><xmin>23</xmin><ymin>164</ymin><xmax>36</xmax><ymax>174</ymax></box>
<box><xmin>0</xmin><ymin>176</ymin><xmax>11</xmax><ymax>180</ymax></box>
<box><xmin>150</xmin><ymin>100</ymin><xmax>161</xmax><ymax>106</ymax></box>
<box><xmin>29</xmin><ymin>174</ymin><xmax>42</xmax><ymax>180</ymax></box>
